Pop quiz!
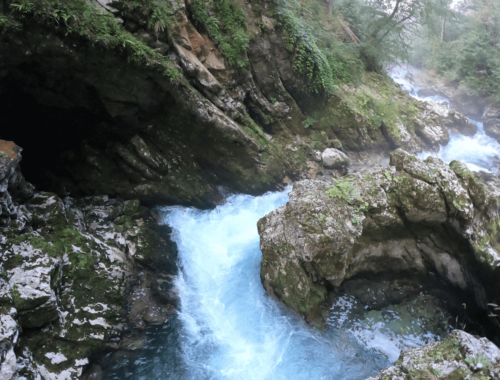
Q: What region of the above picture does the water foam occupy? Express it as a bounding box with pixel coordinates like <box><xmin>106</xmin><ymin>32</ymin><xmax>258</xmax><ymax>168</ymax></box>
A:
<box><xmin>163</xmin><ymin>190</ymin><xmax>389</xmax><ymax>380</ymax></box>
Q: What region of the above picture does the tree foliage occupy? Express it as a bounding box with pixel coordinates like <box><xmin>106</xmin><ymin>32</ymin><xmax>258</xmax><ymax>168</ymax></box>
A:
<box><xmin>410</xmin><ymin>0</ymin><xmax>500</xmax><ymax>101</ymax></box>
<box><xmin>337</xmin><ymin>0</ymin><xmax>450</xmax><ymax>69</ymax></box>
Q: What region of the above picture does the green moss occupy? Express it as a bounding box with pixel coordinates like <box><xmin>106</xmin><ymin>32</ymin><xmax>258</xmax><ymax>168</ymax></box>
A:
<box><xmin>315</xmin><ymin>73</ymin><xmax>420</xmax><ymax>138</ymax></box>
<box><xmin>272</xmin><ymin>0</ymin><xmax>363</xmax><ymax>93</ymax></box>
<box><xmin>191</xmin><ymin>0</ymin><xmax>250</xmax><ymax>70</ymax></box>
<box><xmin>4</xmin><ymin>254</ymin><xmax>24</xmax><ymax>269</ymax></box>
<box><xmin>30</xmin><ymin>227</ymin><xmax>93</xmax><ymax>258</ymax></box>
<box><xmin>11</xmin><ymin>285</ymin><xmax>27</xmax><ymax>310</ymax></box>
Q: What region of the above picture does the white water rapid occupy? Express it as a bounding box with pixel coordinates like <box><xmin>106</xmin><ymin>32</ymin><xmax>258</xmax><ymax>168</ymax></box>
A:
<box><xmin>389</xmin><ymin>65</ymin><xmax>500</xmax><ymax>173</ymax></box>
<box><xmin>159</xmin><ymin>191</ymin><xmax>390</xmax><ymax>380</ymax></box>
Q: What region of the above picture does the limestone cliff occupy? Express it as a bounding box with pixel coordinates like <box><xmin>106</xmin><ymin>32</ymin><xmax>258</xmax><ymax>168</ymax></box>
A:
<box><xmin>0</xmin><ymin>142</ymin><xmax>178</xmax><ymax>379</ymax></box>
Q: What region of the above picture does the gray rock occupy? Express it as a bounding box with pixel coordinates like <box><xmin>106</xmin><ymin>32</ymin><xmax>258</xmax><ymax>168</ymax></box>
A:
<box><xmin>321</xmin><ymin>148</ymin><xmax>349</xmax><ymax>170</ymax></box>
<box><xmin>0</xmin><ymin>314</ymin><xmax>18</xmax><ymax>380</ymax></box>
<box><xmin>0</xmin><ymin>186</ymin><xmax>177</xmax><ymax>379</ymax></box>
<box><xmin>368</xmin><ymin>330</ymin><xmax>500</xmax><ymax>379</ymax></box>
<box><xmin>484</xmin><ymin>104</ymin><xmax>500</xmax><ymax>142</ymax></box>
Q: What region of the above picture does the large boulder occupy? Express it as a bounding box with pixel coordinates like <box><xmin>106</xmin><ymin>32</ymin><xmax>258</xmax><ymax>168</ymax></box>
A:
<box><xmin>369</xmin><ymin>330</ymin><xmax>500</xmax><ymax>379</ymax></box>
<box><xmin>258</xmin><ymin>149</ymin><xmax>500</xmax><ymax>322</ymax></box>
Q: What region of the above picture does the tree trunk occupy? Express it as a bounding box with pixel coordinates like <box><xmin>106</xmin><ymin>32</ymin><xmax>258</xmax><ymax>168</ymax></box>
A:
<box><xmin>328</xmin><ymin>0</ymin><xmax>334</xmax><ymax>15</ymax></box>
<box><xmin>340</xmin><ymin>19</ymin><xmax>361</xmax><ymax>44</ymax></box>
<box><xmin>440</xmin><ymin>18</ymin><xmax>446</xmax><ymax>44</ymax></box>
<box><xmin>367</xmin><ymin>0</ymin><xmax>402</xmax><ymax>43</ymax></box>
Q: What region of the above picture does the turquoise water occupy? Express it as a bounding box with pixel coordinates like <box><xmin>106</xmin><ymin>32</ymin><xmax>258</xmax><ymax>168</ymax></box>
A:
<box><xmin>101</xmin><ymin>190</ymin><xmax>393</xmax><ymax>379</ymax></box>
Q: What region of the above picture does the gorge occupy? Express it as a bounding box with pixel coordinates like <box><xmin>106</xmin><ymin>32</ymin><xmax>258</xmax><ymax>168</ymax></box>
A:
<box><xmin>1</xmin><ymin>0</ymin><xmax>500</xmax><ymax>379</ymax></box>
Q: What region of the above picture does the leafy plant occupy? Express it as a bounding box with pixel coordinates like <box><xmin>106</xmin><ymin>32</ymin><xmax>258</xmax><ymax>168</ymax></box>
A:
<box><xmin>4</xmin><ymin>0</ymin><xmax>181</xmax><ymax>81</ymax></box>
<box><xmin>303</xmin><ymin>116</ymin><xmax>315</xmax><ymax>128</ymax></box>
<box><xmin>121</xmin><ymin>0</ymin><xmax>174</xmax><ymax>38</ymax></box>
<box><xmin>272</xmin><ymin>0</ymin><xmax>364</xmax><ymax>93</ymax></box>
<box><xmin>465</xmin><ymin>353</ymin><xmax>491</xmax><ymax>368</ymax></box>
<box><xmin>191</xmin><ymin>0</ymin><xmax>250</xmax><ymax>70</ymax></box>
<box><xmin>326</xmin><ymin>178</ymin><xmax>360</xmax><ymax>204</ymax></box>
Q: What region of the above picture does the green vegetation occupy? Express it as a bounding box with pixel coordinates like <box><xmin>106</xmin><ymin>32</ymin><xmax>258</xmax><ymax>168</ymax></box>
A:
<box><xmin>411</xmin><ymin>0</ymin><xmax>500</xmax><ymax>102</ymax></box>
<box><xmin>2</xmin><ymin>0</ymin><xmax>181</xmax><ymax>80</ymax></box>
<box><xmin>465</xmin><ymin>353</ymin><xmax>491</xmax><ymax>368</ymax></box>
<box><xmin>312</xmin><ymin>71</ymin><xmax>420</xmax><ymax>143</ymax></box>
<box><xmin>273</xmin><ymin>0</ymin><xmax>364</xmax><ymax>93</ymax></box>
<box><xmin>120</xmin><ymin>0</ymin><xmax>174</xmax><ymax>37</ymax></box>
<box><xmin>337</xmin><ymin>0</ymin><xmax>449</xmax><ymax>70</ymax></box>
<box><xmin>325</xmin><ymin>177</ymin><xmax>368</xmax><ymax>211</ymax></box>
<box><xmin>303</xmin><ymin>116</ymin><xmax>315</xmax><ymax>128</ymax></box>
<box><xmin>191</xmin><ymin>0</ymin><xmax>250</xmax><ymax>70</ymax></box>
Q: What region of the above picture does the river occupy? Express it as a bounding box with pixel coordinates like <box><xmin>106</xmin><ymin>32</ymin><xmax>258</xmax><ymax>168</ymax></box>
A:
<box><xmin>100</xmin><ymin>66</ymin><xmax>494</xmax><ymax>379</ymax></box>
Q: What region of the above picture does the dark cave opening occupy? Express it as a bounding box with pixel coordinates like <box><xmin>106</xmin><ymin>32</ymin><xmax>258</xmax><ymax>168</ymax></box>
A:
<box><xmin>0</xmin><ymin>73</ymin><xmax>128</xmax><ymax>196</ymax></box>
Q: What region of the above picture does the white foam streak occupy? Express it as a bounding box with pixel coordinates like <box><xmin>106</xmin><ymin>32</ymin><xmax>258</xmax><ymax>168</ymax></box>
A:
<box><xmin>162</xmin><ymin>190</ymin><xmax>386</xmax><ymax>380</ymax></box>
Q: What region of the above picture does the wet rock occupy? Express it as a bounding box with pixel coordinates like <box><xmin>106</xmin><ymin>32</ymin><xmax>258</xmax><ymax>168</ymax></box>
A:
<box><xmin>369</xmin><ymin>330</ymin><xmax>500</xmax><ymax>379</ymax></box>
<box><xmin>81</xmin><ymin>364</ymin><xmax>103</xmax><ymax>380</ymax></box>
<box><xmin>258</xmin><ymin>149</ymin><xmax>500</xmax><ymax>320</ymax></box>
<box><xmin>414</xmin><ymin>103</ymin><xmax>451</xmax><ymax>147</ymax></box>
<box><xmin>0</xmin><ymin>313</ymin><xmax>18</xmax><ymax>380</ymax></box>
<box><xmin>0</xmin><ymin>140</ymin><xmax>33</xmax><ymax>228</ymax></box>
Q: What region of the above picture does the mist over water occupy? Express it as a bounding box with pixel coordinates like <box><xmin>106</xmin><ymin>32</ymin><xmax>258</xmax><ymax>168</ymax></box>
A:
<box><xmin>389</xmin><ymin>65</ymin><xmax>500</xmax><ymax>173</ymax></box>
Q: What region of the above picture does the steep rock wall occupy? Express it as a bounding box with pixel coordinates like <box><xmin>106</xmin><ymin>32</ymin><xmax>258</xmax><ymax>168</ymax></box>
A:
<box><xmin>0</xmin><ymin>141</ymin><xmax>178</xmax><ymax>379</ymax></box>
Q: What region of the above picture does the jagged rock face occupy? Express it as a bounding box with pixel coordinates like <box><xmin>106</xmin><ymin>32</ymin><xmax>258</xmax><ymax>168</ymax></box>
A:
<box><xmin>484</xmin><ymin>105</ymin><xmax>500</xmax><ymax>143</ymax></box>
<box><xmin>0</xmin><ymin>141</ymin><xmax>34</xmax><ymax>228</ymax></box>
<box><xmin>0</xmin><ymin>0</ymin><xmax>479</xmax><ymax>207</ymax></box>
<box><xmin>417</xmin><ymin>102</ymin><xmax>477</xmax><ymax>140</ymax></box>
<box><xmin>0</xmin><ymin>19</ymin><xmax>303</xmax><ymax>208</ymax></box>
<box><xmin>369</xmin><ymin>330</ymin><xmax>500</xmax><ymax>379</ymax></box>
<box><xmin>258</xmin><ymin>149</ymin><xmax>500</xmax><ymax>322</ymax></box>
<box><xmin>0</xmin><ymin>145</ymin><xmax>177</xmax><ymax>379</ymax></box>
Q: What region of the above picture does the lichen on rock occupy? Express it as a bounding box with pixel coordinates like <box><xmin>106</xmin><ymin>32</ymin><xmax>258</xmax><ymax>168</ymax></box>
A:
<box><xmin>368</xmin><ymin>330</ymin><xmax>500</xmax><ymax>379</ymax></box>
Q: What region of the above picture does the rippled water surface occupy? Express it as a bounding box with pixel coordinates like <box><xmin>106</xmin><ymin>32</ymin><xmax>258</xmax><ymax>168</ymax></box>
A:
<box><xmin>103</xmin><ymin>190</ymin><xmax>397</xmax><ymax>379</ymax></box>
